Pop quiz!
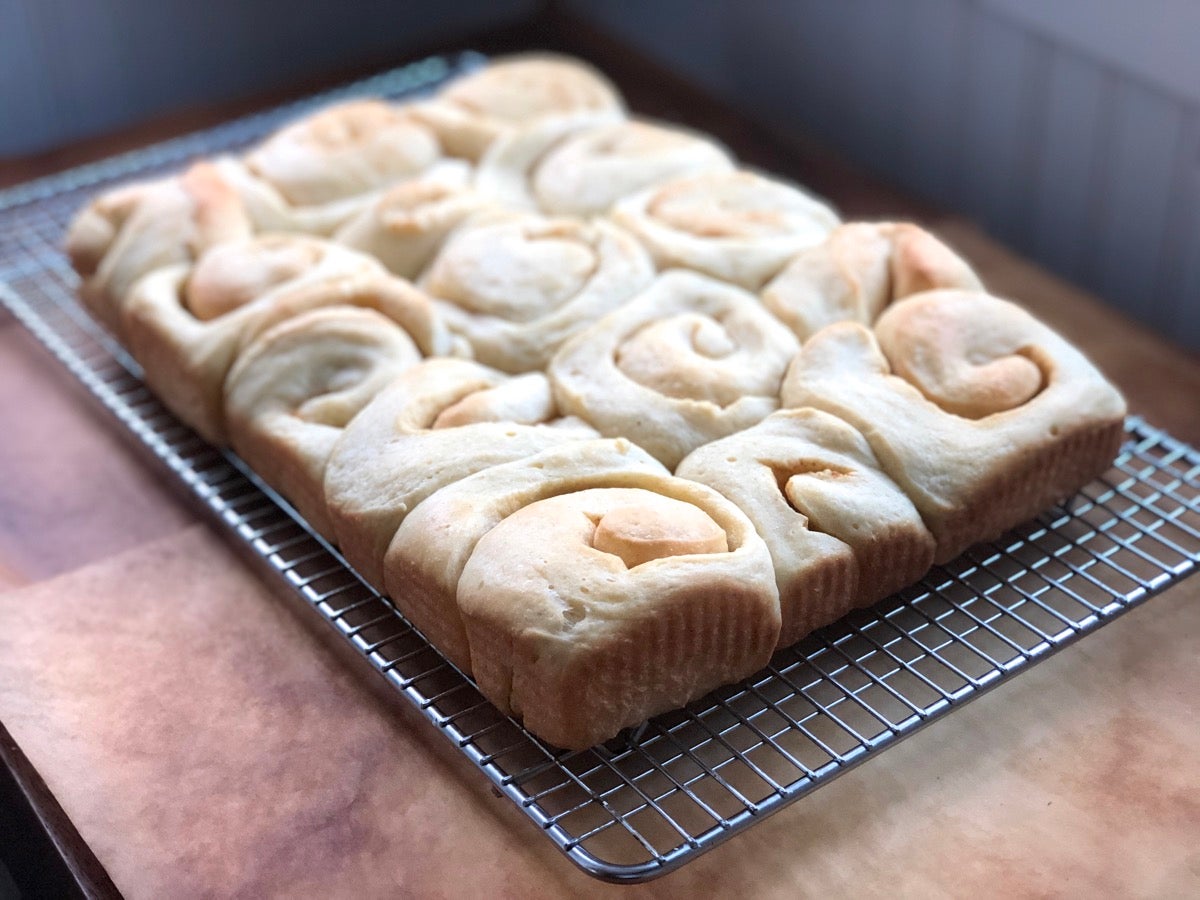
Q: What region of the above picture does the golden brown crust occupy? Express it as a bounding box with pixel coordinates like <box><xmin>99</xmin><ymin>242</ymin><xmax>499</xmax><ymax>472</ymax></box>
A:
<box><xmin>782</xmin><ymin>291</ymin><xmax>1127</xmax><ymax>561</ymax></box>
<box><xmin>762</xmin><ymin>222</ymin><xmax>983</xmax><ymax>341</ymax></box>
<box><xmin>64</xmin><ymin>164</ymin><xmax>253</xmax><ymax>338</ymax></box>
<box><xmin>677</xmin><ymin>408</ymin><xmax>936</xmax><ymax>647</ymax></box>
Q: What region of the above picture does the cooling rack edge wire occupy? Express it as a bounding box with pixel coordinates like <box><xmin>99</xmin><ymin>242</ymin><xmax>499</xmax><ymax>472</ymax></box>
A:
<box><xmin>1</xmin><ymin>53</ymin><xmax>1198</xmax><ymax>885</ymax></box>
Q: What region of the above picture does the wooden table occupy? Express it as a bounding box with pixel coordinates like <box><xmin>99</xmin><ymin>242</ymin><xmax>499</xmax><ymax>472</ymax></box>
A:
<box><xmin>2</xmin><ymin>15</ymin><xmax>1198</xmax><ymax>899</ymax></box>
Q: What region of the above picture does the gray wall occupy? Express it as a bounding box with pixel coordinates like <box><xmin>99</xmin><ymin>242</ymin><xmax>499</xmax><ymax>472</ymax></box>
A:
<box><xmin>0</xmin><ymin>0</ymin><xmax>536</xmax><ymax>156</ymax></box>
<box><xmin>568</xmin><ymin>0</ymin><xmax>1200</xmax><ymax>350</ymax></box>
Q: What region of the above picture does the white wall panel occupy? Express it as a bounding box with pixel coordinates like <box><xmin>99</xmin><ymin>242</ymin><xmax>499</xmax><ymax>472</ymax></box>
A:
<box><xmin>894</xmin><ymin>0</ymin><xmax>973</xmax><ymax>209</ymax></box>
<box><xmin>1157</xmin><ymin>113</ymin><xmax>1200</xmax><ymax>349</ymax></box>
<box><xmin>1029</xmin><ymin>51</ymin><xmax>1111</xmax><ymax>281</ymax></box>
<box><xmin>958</xmin><ymin>10</ymin><xmax>1043</xmax><ymax>244</ymax></box>
<box><xmin>1088</xmin><ymin>81</ymin><xmax>1185</xmax><ymax>334</ymax></box>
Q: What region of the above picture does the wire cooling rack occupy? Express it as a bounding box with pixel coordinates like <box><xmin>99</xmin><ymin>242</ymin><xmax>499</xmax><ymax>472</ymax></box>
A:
<box><xmin>2</xmin><ymin>53</ymin><xmax>1198</xmax><ymax>885</ymax></box>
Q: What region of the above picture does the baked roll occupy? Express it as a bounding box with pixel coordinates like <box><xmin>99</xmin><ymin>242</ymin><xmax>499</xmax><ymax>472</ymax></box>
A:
<box><xmin>420</xmin><ymin>213</ymin><xmax>655</xmax><ymax>372</ymax></box>
<box><xmin>762</xmin><ymin>222</ymin><xmax>983</xmax><ymax>341</ymax></box>
<box><xmin>123</xmin><ymin>235</ymin><xmax>455</xmax><ymax>443</ymax></box>
<box><xmin>383</xmin><ymin>438</ymin><xmax>781</xmax><ymax>748</ymax></box>
<box><xmin>677</xmin><ymin>408</ymin><xmax>936</xmax><ymax>647</ymax></box>
<box><xmin>782</xmin><ymin>290</ymin><xmax>1127</xmax><ymax>562</ymax></box>
<box><xmin>64</xmin><ymin>162</ymin><xmax>253</xmax><ymax>338</ymax></box>
<box><xmin>324</xmin><ymin>359</ymin><xmax>598</xmax><ymax>591</ymax></box>
<box><xmin>612</xmin><ymin>169</ymin><xmax>840</xmax><ymax>289</ymax></box>
<box><xmin>413</xmin><ymin>53</ymin><xmax>625</xmax><ymax>160</ymax></box>
<box><xmin>332</xmin><ymin>161</ymin><xmax>497</xmax><ymax>278</ymax></box>
<box><xmin>240</xmin><ymin>99</ymin><xmax>445</xmax><ymax>233</ymax></box>
<box><xmin>224</xmin><ymin>306</ymin><xmax>426</xmax><ymax>539</ymax></box>
<box><xmin>477</xmin><ymin>118</ymin><xmax>734</xmax><ymax>216</ymax></box>
<box><xmin>550</xmin><ymin>270</ymin><xmax>801</xmax><ymax>468</ymax></box>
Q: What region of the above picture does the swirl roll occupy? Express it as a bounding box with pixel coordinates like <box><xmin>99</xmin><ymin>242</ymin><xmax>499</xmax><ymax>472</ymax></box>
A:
<box><xmin>123</xmin><ymin>235</ymin><xmax>455</xmax><ymax>443</ymax></box>
<box><xmin>550</xmin><ymin>270</ymin><xmax>801</xmax><ymax>468</ymax></box>
<box><xmin>677</xmin><ymin>409</ymin><xmax>935</xmax><ymax>647</ymax></box>
<box><xmin>762</xmin><ymin>222</ymin><xmax>983</xmax><ymax>341</ymax></box>
<box><xmin>64</xmin><ymin>162</ymin><xmax>253</xmax><ymax>338</ymax></box>
<box><xmin>332</xmin><ymin>161</ymin><xmax>497</xmax><ymax>278</ymax></box>
<box><xmin>224</xmin><ymin>306</ymin><xmax>425</xmax><ymax>539</ymax></box>
<box><xmin>477</xmin><ymin>118</ymin><xmax>734</xmax><ymax>216</ymax></box>
<box><xmin>782</xmin><ymin>290</ymin><xmax>1127</xmax><ymax>561</ymax></box>
<box><xmin>612</xmin><ymin>170</ymin><xmax>839</xmax><ymax>289</ymax></box>
<box><xmin>413</xmin><ymin>54</ymin><xmax>625</xmax><ymax>160</ymax></box>
<box><xmin>239</xmin><ymin>99</ymin><xmax>445</xmax><ymax>232</ymax></box>
<box><xmin>421</xmin><ymin>213</ymin><xmax>655</xmax><ymax>372</ymax></box>
<box><xmin>325</xmin><ymin>359</ymin><xmax>598</xmax><ymax>591</ymax></box>
<box><xmin>383</xmin><ymin>439</ymin><xmax>781</xmax><ymax>748</ymax></box>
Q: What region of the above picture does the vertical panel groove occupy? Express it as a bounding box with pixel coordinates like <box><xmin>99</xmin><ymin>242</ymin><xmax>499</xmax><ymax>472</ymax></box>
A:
<box><xmin>1013</xmin><ymin>32</ymin><xmax>1054</xmax><ymax>247</ymax></box>
<box><xmin>1154</xmin><ymin>110</ymin><xmax>1200</xmax><ymax>332</ymax></box>
<box><xmin>1078</xmin><ymin>69</ymin><xmax>1120</xmax><ymax>285</ymax></box>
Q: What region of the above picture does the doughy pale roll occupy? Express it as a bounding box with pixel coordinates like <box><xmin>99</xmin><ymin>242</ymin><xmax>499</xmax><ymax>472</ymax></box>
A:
<box><xmin>612</xmin><ymin>169</ymin><xmax>839</xmax><ymax>289</ymax></box>
<box><xmin>333</xmin><ymin>161</ymin><xmax>498</xmax><ymax>278</ymax></box>
<box><xmin>381</xmin><ymin>438</ymin><xmax>663</xmax><ymax>672</ymax></box>
<box><xmin>413</xmin><ymin>53</ymin><xmax>625</xmax><ymax>160</ymax></box>
<box><xmin>762</xmin><ymin>222</ymin><xmax>983</xmax><ymax>341</ymax></box>
<box><xmin>224</xmin><ymin>306</ymin><xmax>424</xmax><ymax>539</ymax></box>
<box><xmin>64</xmin><ymin>162</ymin><xmax>253</xmax><ymax>338</ymax></box>
<box><xmin>245</xmin><ymin>99</ymin><xmax>442</xmax><ymax>213</ymax></box>
<box><xmin>421</xmin><ymin>213</ymin><xmax>655</xmax><ymax>372</ymax></box>
<box><xmin>458</xmin><ymin>477</ymin><xmax>780</xmax><ymax>750</ymax></box>
<box><xmin>325</xmin><ymin>359</ymin><xmax>598</xmax><ymax>591</ymax></box>
<box><xmin>782</xmin><ymin>291</ymin><xmax>1127</xmax><ymax>562</ymax></box>
<box><xmin>677</xmin><ymin>408</ymin><xmax>935</xmax><ymax>647</ymax></box>
<box><xmin>123</xmin><ymin>235</ymin><xmax>455</xmax><ymax>443</ymax></box>
<box><xmin>550</xmin><ymin>270</ymin><xmax>801</xmax><ymax>468</ymax></box>
<box><xmin>477</xmin><ymin>118</ymin><xmax>734</xmax><ymax>216</ymax></box>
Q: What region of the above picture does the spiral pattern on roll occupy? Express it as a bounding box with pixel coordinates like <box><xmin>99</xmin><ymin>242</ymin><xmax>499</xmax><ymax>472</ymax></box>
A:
<box><xmin>762</xmin><ymin>221</ymin><xmax>984</xmax><ymax>341</ymax></box>
<box><xmin>325</xmin><ymin>358</ymin><xmax>599</xmax><ymax>592</ymax></box>
<box><xmin>613</xmin><ymin>169</ymin><xmax>839</xmax><ymax>289</ymax></box>
<box><xmin>225</xmin><ymin>306</ymin><xmax>425</xmax><ymax>538</ymax></box>
<box><xmin>677</xmin><ymin>408</ymin><xmax>935</xmax><ymax>647</ymax></box>
<box><xmin>413</xmin><ymin>53</ymin><xmax>625</xmax><ymax>160</ymax></box>
<box><xmin>123</xmin><ymin>235</ymin><xmax>454</xmax><ymax>443</ymax></box>
<box><xmin>782</xmin><ymin>290</ymin><xmax>1127</xmax><ymax>561</ymax></box>
<box><xmin>383</xmin><ymin>438</ymin><xmax>780</xmax><ymax>748</ymax></box>
<box><xmin>550</xmin><ymin>270</ymin><xmax>800</xmax><ymax>468</ymax></box>
<box><xmin>478</xmin><ymin>118</ymin><xmax>734</xmax><ymax>216</ymax></box>
<box><xmin>422</xmin><ymin>213</ymin><xmax>654</xmax><ymax>372</ymax></box>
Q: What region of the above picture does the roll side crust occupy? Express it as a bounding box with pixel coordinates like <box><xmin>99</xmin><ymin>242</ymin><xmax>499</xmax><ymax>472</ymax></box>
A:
<box><xmin>677</xmin><ymin>408</ymin><xmax>935</xmax><ymax>647</ymax></box>
<box><xmin>382</xmin><ymin>439</ymin><xmax>672</xmax><ymax>673</ymax></box>
<box><xmin>782</xmin><ymin>291</ymin><xmax>1127</xmax><ymax>561</ymax></box>
<box><xmin>325</xmin><ymin>359</ymin><xmax>598</xmax><ymax>590</ymax></box>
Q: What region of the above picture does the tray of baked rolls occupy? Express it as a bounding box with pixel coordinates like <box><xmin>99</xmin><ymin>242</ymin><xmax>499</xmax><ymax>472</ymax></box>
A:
<box><xmin>2</xmin><ymin>51</ymin><xmax>1198</xmax><ymax>883</ymax></box>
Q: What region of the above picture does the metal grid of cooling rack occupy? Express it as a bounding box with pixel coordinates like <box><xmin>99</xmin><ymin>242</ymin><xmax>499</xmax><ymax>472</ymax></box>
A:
<box><xmin>2</xmin><ymin>53</ymin><xmax>1199</xmax><ymax>884</ymax></box>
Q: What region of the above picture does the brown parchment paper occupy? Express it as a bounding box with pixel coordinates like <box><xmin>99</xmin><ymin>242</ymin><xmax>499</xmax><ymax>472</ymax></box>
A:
<box><xmin>0</xmin><ymin>524</ymin><xmax>1197</xmax><ymax>899</ymax></box>
<box><xmin>0</xmin><ymin>321</ymin><xmax>193</xmax><ymax>583</ymax></box>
